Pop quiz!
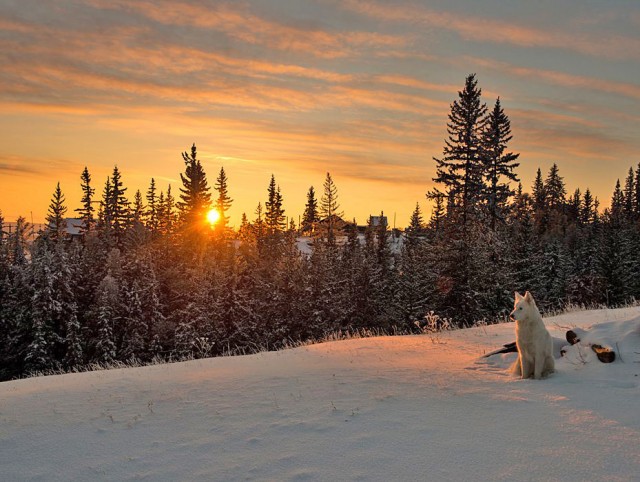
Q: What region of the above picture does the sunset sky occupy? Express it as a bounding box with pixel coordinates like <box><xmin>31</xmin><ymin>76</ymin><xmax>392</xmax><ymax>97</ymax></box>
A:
<box><xmin>1</xmin><ymin>0</ymin><xmax>639</xmax><ymax>228</ymax></box>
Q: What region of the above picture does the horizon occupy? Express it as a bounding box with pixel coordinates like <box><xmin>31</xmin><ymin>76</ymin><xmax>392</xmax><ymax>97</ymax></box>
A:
<box><xmin>1</xmin><ymin>0</ymin><xmax>639</xmax><ymax>226</ymax></box>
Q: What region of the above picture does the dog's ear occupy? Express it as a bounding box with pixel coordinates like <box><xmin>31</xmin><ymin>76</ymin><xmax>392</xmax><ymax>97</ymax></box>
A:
<box><xmin>514</xmin><ymin>291</ymin><xmax>523</xmax><ymax>301</ymax></box>
<box><xmin>524</xmin><ymin>291</ymin><xmax>534</xmax><ymax>303</ymax></box>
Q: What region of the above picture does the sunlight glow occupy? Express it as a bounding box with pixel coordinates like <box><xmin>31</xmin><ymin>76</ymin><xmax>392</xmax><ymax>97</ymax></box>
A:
<box><xmin>206</xmin><ymin>208</ymin><xmax>221</xmax><ymax>226</ymax></box>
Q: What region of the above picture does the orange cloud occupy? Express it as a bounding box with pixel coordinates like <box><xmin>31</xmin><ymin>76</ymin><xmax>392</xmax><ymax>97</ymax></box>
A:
<box><xmin>375</xmin><ymin>75</ymin><xmax>459</xmax><ymax>94</ymax></box>
<box><xmin>0</xmin><ymin>14</ymin><xmax>445</xmax><ymax>119</ymax></box>
<box><xmin>0</xmin><ymin>17</ymin><xmax>32</xmax><ymax>33</ymax></box>
<box><xmin>515</xmin><ymin>125</ymin><xmax>633</xmax><ymax>162</ymax></box>
<box><xmin>0</xmin><ymin>154</ymin><xmax>84</xmax><ymax>177</ymax></box>
<box><xmin>87</xmin><ymin>0</ymin><xmax>409</xmax><ymax>59</ymax></box>
<box><xmin>1</xmin><ymin>18</ymin><xmax>452</xmax><ymax>119</ymax></box>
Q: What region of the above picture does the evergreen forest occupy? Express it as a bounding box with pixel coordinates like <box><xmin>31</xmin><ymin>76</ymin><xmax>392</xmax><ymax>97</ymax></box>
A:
<box><xmin>1</xmin><ymin>74</ymin><xmax>639</xmax><ymax>380</ymax></box>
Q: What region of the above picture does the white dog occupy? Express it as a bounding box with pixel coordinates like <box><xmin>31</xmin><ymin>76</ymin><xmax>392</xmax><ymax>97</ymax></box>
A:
<box><xmin>510</xmin><ymin>291</ymin><xmax>555</xmax><ymax>379</ymax></box>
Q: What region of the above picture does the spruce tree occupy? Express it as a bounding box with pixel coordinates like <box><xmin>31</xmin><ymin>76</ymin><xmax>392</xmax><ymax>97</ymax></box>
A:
<box><xmin>406</xmin><ymin>202</ymin><xmax>424</xmax><ymax>249</ymax></box>
<box><xmin>214</xmin><ymin>167</ymin><xmax>233</xmax><ymax>230</ymax></box>
<box><xmin>582</xmin><ymin>189</ymin><xmax>596</xmax><ymax>225</ymax></box>
<box><xmin>623</xmin><ymin>167</ymin><xmax>635</xmax><ymax>222</ymax></box>
<box><xmin>305</xmin><ymin>239</ymin><xmax>343</xmax><ymax>335</ymax></box>
<box><xmin>0</xmin><ymin>243</ymin><xmax>35</xmax><ymax>378</ymax></box>
<box><xmin>372</xmin><ymin>212</ymin><xmax>394</xmax><ymax>328</ymax></box>
<box><xmin>395</xmin><ymin>236</ymin><xmax>433</xmax><ymax>330</ymax></box>
<box><xmin>301</xmin><ymin>186</ymin><xmax>319</xmax><ymax>235</ymax></box>
<box><xmin>427</xmin><ymin>192</ymin><xmax>445</xmax><ymax>234</ymax></box>
<box><xmin>253</xmin><ymin>202</ymin><xmax>266</xmax><ymax>241</ymax></box>
<box><xmin>408</xmin><ymin>202</ymin><xmax>424</xmax><ymax>230</ymax></box>
<box><xmin>97</xmin><ymin>176</ymin><xmax>113</xmax><ymax>244</ymax></box>
<box><xmin>609</xmin><ymin>179</ymin><xmax>625</xmax><ymax>226</ymax></box>
<box><xmin>157</xmin><ymin>185</ymin><xmax>177</xmax><ymax>237</ymax></box>
<box><xmin>121</xmin><ymin>282</ymin><xmax>146</xmax><ymax>360</ymax></box>
<box><xmin>532</xmin><ymin>168</ymin><xmax>546</xmax><ymax>212</ymax></box>
<box><xmin>127</xmin><ymin>189</ymin><xmax>147</xmax><ymax>247</ymax></box>
<box><xmin>567</xmin><ymin>189</ymin><xmax>582</xmax><ymax>225</ymax></box>
<box><xmin>634</xmin><ymin>163</ymin><xmax>640</xmax><ymax>220</ymax></box>
<box><xmin>145</xmin><ymin>178</ymin><xmax>159</xmax><ymax>234</ymax></box>
<box><xmin>538</xmin><ymin>239</ymin><xmax>570</xmax><ymax>309</ymax></box>
<box><xmin>93</xmin><ymin>274</ymin><xmax>118</xmax><ymax>364</ymax></box>
<box><xmin>265</xmin><ymin>175</ymin><xmax>286</xmax><ymax>235</ymax></box>
<box><xmin>156</xmin><ymin>191</ymin><xmax>166</xmax><ymax>234</ymax></box>
<box><xmin>544</xmin><ymin>163</ymin><xmax>566</xmax><ymax>210</ymax></box>
<box><xmin>90</xmin><ymin>248</ymin><xmax>124</xmax><ymax>363</ymax></box>
<box><xmin>568</xmin><ymin>188</ymin><xmax>603</xmax><ymax>305</ymax></box>
<box><xmin>531</xmin><ymin>167</ymin><xmax>547</xmax><ymax>234</ymax></box>
<box><xmin>45</xmin><ymin>182</ymin><xmax>67</xmax><ymax>242</ymax></box>
<box><xmin>63</xmin><ymin>302</ymin><xmax>83</xmax><ymax>369</ymax></box>
<box><xmin>346</xmin><ymin>217</ymin><xmax>378</xmax><ymax>329</ymax></box>
<box><xmin>109</xmin><ymin>166</ymin><xmax>130</xmax><ymax>247</ymax></box>
<box><xmin>132</xmin><ymin>190</ymin><xmax>145</xmax><ymax>224</ymax></box>
<box><xmin>508</xmin><ymin>189</ymin><xmax>539</xmax><ymax>295</ymax></box>
<box><xmin>427</xmin><ymin>76</ymin><xmax>495</xmax><ymax>324</ymax></box>
<box><xmin>0</xmin><ymin>262</ymin><xmax>26</xmax><ymax>379</ymax></box>
<box><xmin>394</xmin><ymin>207</ymin><xmax>432</xmax><ymax>329</ymax></box>
<box><xmin>482</xmin><ymin>97</ymin><xmax>520</xmax><ymax>230</ymax></box>
<box><xmin>119</xmin><ymin>250</ymin><xmax>163</xmax><ymax>362</ymax></box>
<box><xmin>430</xmin><ymin>73</ymin><xmax>488</xmax><ymax>227</ymax></box>
<box><xmin>24</xmin><ymin>240</ymin><xmax>82</xmax><ymax>371</ymax></box>
<box><xmin>25</xmin><ymin>245</ymin><xmax>59</xmax><ymax>373</ymax></box>
<box><xmin>178</xmin><ymin>143</ymin><xmax>212</xmax><ymax>229</ymax></box>
<box><xmin>164</xmin><ymin>185</ymin><xmax>177</xmax><ymax>235</ymax></box>
<box><xmin>75</xmin><ymin>167</ymin><xmax>95</xmax><ymax>233</ymax></box>
<box><xmin>0</xmin><ymin>209</ymin><xmax>5</xmax><ymax>271</ymax></box>
<box><xmin>122</xmin><ymin>250</ymin><xmax>163</xmax><ymax>360</ymax></box>
<box><xmin>238</xmin><ymin>213</ymin><xmax>253</xmax><ymax>242</ymax></box>
<box><xmin>56</xmin><ymin>244</ymin><xmax>83</xmax><ymax>369</ymax></box>
<box><xmin>7</xmin><ymin>216</ymin><xmax>28</xmax><ymax>265</ymax></box>
<box><xmin>319</xmin><ymin>172</ymin><xmax>343</xmax><ymax>245</ymax></box>
<box><xmin>540</xmin><ymin>163</ymin><xmax>567</xmax><ymax>237</ymax></box>
<box><xmin>598</xmin><ymin>180</ymin><xmax>632</xmax><ymax>306</ymax></box>
<box><xmin>25</xmin><ymin>316</ymin><xmax>56</xmax><ymax>374</ymax></box>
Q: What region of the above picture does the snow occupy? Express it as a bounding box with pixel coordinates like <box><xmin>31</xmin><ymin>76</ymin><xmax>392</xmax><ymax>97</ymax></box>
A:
<box><xmin>296</xmin><ymin>236</ymin><xmax>313</xmax><ymax>255</ymax></box>
<box><xmin>2</xmin><ymin>307</ymin><xmax>640</xmax><ymax>481</ymax></box>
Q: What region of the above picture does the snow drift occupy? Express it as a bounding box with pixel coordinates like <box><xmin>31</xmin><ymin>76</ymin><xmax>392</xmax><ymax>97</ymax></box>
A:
<box><xmin>1</xmin><ymin>306</ymin><xmax>640</xmax><ymax>481</ymax></box>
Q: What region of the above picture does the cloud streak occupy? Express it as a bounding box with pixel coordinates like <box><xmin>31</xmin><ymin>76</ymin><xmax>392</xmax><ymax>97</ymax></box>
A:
<box><xmin>0</xmin><ymin>10</ymin><xmax>441</xmax><ymax>118</ymax></box>
<box><xmin>339</xmin><ymin>0</ymin><xmax>640</xmax><ymax>61</ymax></box>
<box><xmin>0</xmin><ymin>155</ymin><xmax>84</xmax><ymax>177</ymax></box>
<box><xmin>467</xmin><ymin>57</ymin><xmax>640</xmax><ymax>102</ymax></box>
<box><xmin>87</xmin><ymin>0</ymin><xmax>410</xmax><ymax>59</ymax></box>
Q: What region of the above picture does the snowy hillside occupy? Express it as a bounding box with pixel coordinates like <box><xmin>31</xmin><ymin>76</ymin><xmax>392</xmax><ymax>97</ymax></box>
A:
<box><xmin>2</xmin><ymin>307</ymin><xmax>640</xmax><ymax>481</ymax></box>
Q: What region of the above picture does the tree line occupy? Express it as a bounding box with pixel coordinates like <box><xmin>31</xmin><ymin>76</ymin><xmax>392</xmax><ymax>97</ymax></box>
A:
<box><xmin>0</xmin><ymin>74</ymin><xmax>638</xmax><ymax>380</ymax></box>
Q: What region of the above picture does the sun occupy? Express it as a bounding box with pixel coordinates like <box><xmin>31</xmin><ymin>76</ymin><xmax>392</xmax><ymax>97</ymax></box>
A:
<box><xmin>206</xmin><ymin>208</ymin><xmax>221</xmax><ymax>226</ymax></box>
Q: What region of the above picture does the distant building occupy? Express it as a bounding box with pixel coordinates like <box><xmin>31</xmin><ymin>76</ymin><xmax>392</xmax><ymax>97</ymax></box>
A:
<box><xmin>356</xmin><ymin>215</ymin><xmax>388</xmax><ymax>233</ymax></box>
<box><xmin>313</xmin><ymin>214</ymin><xmax>349</xmax><ymax>237</ymax></box>
<box><xmin>62</xmin><ymin>218</ymin><xmax>84</xmax><ymax>240</ymax></box>
<box><xmin>369</xmin><ymin>215</ymin><xmax>388</xmax><ymax>228</ymax></box>
<box><xmin>44</xmin><ymin>218</ymin><xmax>84</xmax><ymax>241</ymax></box>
